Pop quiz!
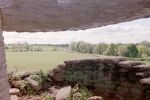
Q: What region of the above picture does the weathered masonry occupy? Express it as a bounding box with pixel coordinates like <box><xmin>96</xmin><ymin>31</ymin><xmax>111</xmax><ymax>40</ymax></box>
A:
<box><xmin>0</xmin><ymin>29</ymin><xmax>10</xmax><ymax>100</ymax></box>
<box><xmin>50</xmin><ymin>57</ymin><xmax>150</xmax><ymax>100</ymax></box>
<box><xmin>0</xmin><ymin>0</ymin><xmax>11</xmax><ymax>99</ymax></box>
<box><xmin>0</xmin><ymin>0</ymin><xmax>150</xmax><ymax>32</ymax></box>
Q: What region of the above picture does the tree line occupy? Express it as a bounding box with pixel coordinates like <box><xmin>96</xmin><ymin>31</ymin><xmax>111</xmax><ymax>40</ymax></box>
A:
<box><xmin>69</xmin><ymin>41</ymin><xmax>150</xmax><ymax>58</ymax></box>
<box><xmin>5</xmin><ymin>44</ymin><xmax>43</xmax><ymax>52</ymax></box>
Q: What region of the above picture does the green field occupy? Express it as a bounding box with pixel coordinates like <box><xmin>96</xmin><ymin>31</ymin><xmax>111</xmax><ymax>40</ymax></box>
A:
<box><xmin>142</xmin><ymin>57</ymin><xmax>150</xmax><ymax>64</ymax></box>
<box><xmin>5</xmin><ymin>44</ymin><xmax>150</xmax><ymax>73</ymax></box>
<box><xmin>6</xmin><ymin>51</ymin><xmax>96</xmax><ymax>72</ymax></box>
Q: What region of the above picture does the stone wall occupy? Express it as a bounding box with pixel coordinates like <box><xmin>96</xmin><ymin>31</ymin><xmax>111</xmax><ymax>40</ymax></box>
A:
<box><xmin>0</xmin><ymin>30</ymin><xmax>10</xmax><ymax>99</ymax></box>
<box><xmin>0</xmin><ymin>4</ymin><xmax>10</xmax><ymax>99</ymax></box>
<box><xmin>50</xmin><ymin>57</ymin><xmax>150</xmax><ymax>100</ymax></box>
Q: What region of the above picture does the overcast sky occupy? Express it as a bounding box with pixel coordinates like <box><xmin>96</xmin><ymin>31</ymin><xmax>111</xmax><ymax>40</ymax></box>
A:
<box><xmin>3</xmin><ymin>18</ymin><xmax>150</xmax><ymax>44</ymax></box>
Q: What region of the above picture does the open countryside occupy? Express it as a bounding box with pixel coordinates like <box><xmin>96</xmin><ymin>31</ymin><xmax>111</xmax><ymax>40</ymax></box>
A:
<box><xmin>5</xmin><ymin>41</ymin><xmax>150</xmax><ymax>73</ymax></box>
<box><xmin>6</xmin><ymin>51</ymin><xmax>97</xmax><ymax>72</ymax></box>
<box><xmin>6</xmin><ymin>45</ymin><xmax>97</xmax><ymax>72</ymax></box>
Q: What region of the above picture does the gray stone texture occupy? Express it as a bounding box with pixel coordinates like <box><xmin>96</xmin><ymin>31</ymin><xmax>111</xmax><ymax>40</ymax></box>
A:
<box><xmin>50</xmin><ymin>57</ymin><xmax>150</xmax><ymax>100</ymax></box>
<box><xmin>0</xmin><ymin>0</ymin><xmax>150</xmax><ymax>32</ymax></box>
<box><xmin>0</xmin><ymin>29</ymin><xmax>10</xmax><ymax>100</ymax></box>
<box><xmin>56</xmin><ymin>86</ymin><xmax>71</xmax><ymax>100</ymax></box>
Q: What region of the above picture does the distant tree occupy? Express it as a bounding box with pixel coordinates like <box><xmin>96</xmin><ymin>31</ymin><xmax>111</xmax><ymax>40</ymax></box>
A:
<box><xmin>141</xmin><ymin>41</ymin><xmax>150</xmax><ymax>48</ymax></box>
<box><xmin>118</xmin><ymin>45</ymin><xmax>128</xmax><ymax>57</ymax></box>
<box><xmin>85</xmin><ymin>43</ymin><xmax>93</xmax><ymax>53</ymax></box>
<box><xmin>93</xmin><ymin>43</ymin><xmax>108</xmax><ymax>55</ymax></box>
<box><xmin>137</xmin><ymin>45</ymin><xmax>146</xmax><ymax>57</ymax></box>
<box><xmin>34</xmin><ymin>47</ymin><xmax>43</xmax><ymax>52</ymax></box>
<box><xmin>52</xmin><ymin>46</ymin><xmax>58</xmax><ymax>51</ymax></box>
<box><xmin>69</xmin><ymin>42</ymin><xmax>76</xmax><ymax>51</ymax></box>
<box><xmin>19</xmin><ymin>49</ymin><xmax>23</xmax><ymax>52</ymax></box>
<box><xmin>144</xmin><ymin>47</ymin><xmax>150</xmax><ymax>56</ymax></box>
<box><xmin>5</xmin><ymin>46</ymin><xmax>9</xmax><ymax>50</ymax></box>
<box><xmin>126</xmin><ymin>44</ymin><xmax>139</xmax><ymax>58</ymax></box>
<box><xmin>137</xmin><ymin>45</ymin><xmax>150</xmax><ymax>57</ymax></box>
<box><xmin>74</xmin><ymin>42</ymin><xmax>80</xmax><ymax>51</ymax></box>
<box><xmin>29</xmin><ymin>48</ymin><xmax>33</xmax><ymax>52</ymax></box>
<box><xmin>70</xmin><ymin>41</ymin><xmax>94</xmax><ymax>53</ymax></box>
<box><xmin>77</xmin><ymin>41</ymin><xmax>87</xmax><ymax>53</ymax></box>
<box><xmin>69</xmin><ymin>41</ymin><xmax>143</xmax><ymax>58</ymax></box>
<box><xmin>25</xmin><ymin>46</ymin><xmax>30</xmax><ymax>51</ymax></box>
<box><xmin>105</xmin><ymin>44</ymin><xmax>118</xmax><ymax>56</ymax></box>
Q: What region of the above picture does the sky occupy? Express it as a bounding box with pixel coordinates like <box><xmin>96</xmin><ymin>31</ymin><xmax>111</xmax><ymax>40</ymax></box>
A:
<box><xmin>3</xmin><ymin>18</ymin><xmax>150</xmax><ymax>44</ymax></box>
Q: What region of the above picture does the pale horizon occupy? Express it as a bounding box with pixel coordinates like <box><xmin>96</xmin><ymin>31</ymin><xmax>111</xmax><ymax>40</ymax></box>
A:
<box><xmin>3</xmin><ymin>18</ymin><xmax>150</xmax><ymax>44</ymax></box>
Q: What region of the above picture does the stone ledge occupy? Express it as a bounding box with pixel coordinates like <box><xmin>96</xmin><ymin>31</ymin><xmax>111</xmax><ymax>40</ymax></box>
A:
<box><xmin>140</xmin><ymin>78</ymin><xmax>150</xmax><ymax>85</ymax></box>
<box><xmin>133</xmin><ymin>64</ymin><xmax>150</xmax><ymax>72</ymax></box>
<box><xmin>50</xmin><ymin>58</ymin><xmax>150</xmax><ymax>99</ymax></box>
<box><xmin>118</xmin><ymin>61</ymin><xmax>144</xmax><ymax>68</ymax></box>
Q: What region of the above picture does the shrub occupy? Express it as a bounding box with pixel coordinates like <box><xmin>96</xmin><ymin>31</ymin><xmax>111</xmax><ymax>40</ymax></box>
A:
<box><xmin>31</xmin><ymin>70</ymin><xmax>52</xmax><ymax>90</ymax></box>
<box><xmin>21</xmin><ymin>83</ymin><xmax>36</xmax><ymax>95</ymax></box>
<box><xmin>68</xmin><ymin>84</ymin><xmax>93</xmax><ymax>100</ymax></box>
<box><xmin>8</xmin><ymin>71</ymin><xmax>20</xmax><ymax>85</ymax></box>
<box><xmin>126</xmin><ymin>44</ymin><xmax>139</xmax><ymax>58</ymax></box>
<box><xmin>42</xmin><ymin>94</ymin><xmax>54</xmax><ymax>100</ymax></box>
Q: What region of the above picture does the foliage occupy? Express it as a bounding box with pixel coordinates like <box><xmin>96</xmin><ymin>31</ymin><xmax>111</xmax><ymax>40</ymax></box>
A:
<box><xmin>52</xmin><ymin>46</ymin><xmax>58</xmax><ymax>51</ymax></box>
<box><xmin>42</xmin><ymin>93</ymin><xmax>54</xmax><ymax>100</ymax></box>
<box><xmin>137</xmin><ymin>44</ymin><xmax>150</xmax><ymax>57</ymax></box>
<box><xmin>69</xmin><ymin>41</ymin><xmax>93</xmax><ymax>53</ymax></box>
<box><xmin>118</xmin><ymin>45</ymin><xmax>128</xmax><ymax>57</ymax></box>
<box><xmin>69</xmin><ymin>42</ymin><xmax>76</xmax><ymax>51</ymax></box>
<box><xmin>126</xmin><ymin>44</ymin><xmax>139</xmax><ymax>58</ymax></box>
<box><xmin>141</xmin><ymin>41</ymin><xmax>150</xmax><ymax>48</ymax></box>
<box><xmin>8</xmin><ymin>71</ymin><xmax>36</xmax><ymax>95</ymax></box>
<box><xmin>31</xmin><ymin>70</ymin><xmax>52</xmax><ymax>90</ymax></box>
<box><xmin>69</xmin><ymin>41</ymin><xmax>149</xmax><ymax>58</ymax></box>
<box><xmin>105</xmin><ymin>43</ymin><xmax>118</xmax><ymax>56</ymax></box>
<box><xmin>6</xmin><ymin>43</ymin><xmax>150</xmax><ymax>73</ymax></box>
<box><xmin>68</xmin><ymin>84</ymin><xmax>93</xmax><ymax>100</ymax></box>
<box><xmin>6</xmin><ymin>44</ymin><xmax>43</xmax><ymax>52</ymax></box>
<box><xmin>93</xmin><ymin>43</ymin><xmax>108</xmax><ymax>55</ymax></box>
<box><xmin>144</xmin><ymin>48</ymin><xmax>150</xmax><ymax>56</ymax></box>
<box><xmin>21</xmin><ymin>83</ymin><xmax>36</xmax><ymax>95</ymax></box>
<box><xmin>44</xmin><ymin>96</ymin><xmax>54</xmax><ymax>100</ymax></box>
<box><xmin>8</xmin><ymin>71</ymin><xmax>20</xmax><ymax>85</ymax></box>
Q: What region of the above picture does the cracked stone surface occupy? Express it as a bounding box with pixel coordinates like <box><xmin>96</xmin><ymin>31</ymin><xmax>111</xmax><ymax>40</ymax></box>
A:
<box><xmin>0</xmin><ymin>30</ymin><xmax>10</xmax><ymax>100</ymax></box>
<box><xmin>0</xmin><ymin>0</ymin><xmax>150</xmax><ymax>32</ymax></box>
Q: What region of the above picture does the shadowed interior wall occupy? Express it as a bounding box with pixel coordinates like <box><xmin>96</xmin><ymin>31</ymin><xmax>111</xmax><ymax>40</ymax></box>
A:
<box><xmin>1</xmin><ymin>0</ymin><xmax>150</xmax><ymax>32</ymax></box>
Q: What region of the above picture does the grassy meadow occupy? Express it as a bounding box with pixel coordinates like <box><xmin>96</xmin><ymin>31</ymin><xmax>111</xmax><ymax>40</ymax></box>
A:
<box><xmin>6</xmin><ymin>50</ymin><xmax>96</xmax><ymax>72</ymax></box>
<box><xmin>5</xmin><ymin>44</ymin><xmax>150</xmax><ymax>73</ymax></box>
